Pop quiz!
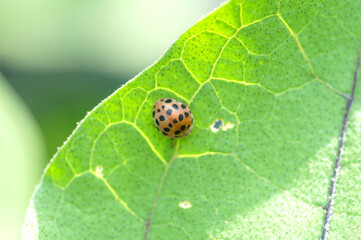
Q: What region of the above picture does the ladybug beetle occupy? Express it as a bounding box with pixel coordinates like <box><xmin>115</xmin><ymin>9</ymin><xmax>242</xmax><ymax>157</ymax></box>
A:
<box><xmin>152</xmin><ymin>98</ymin><xmax>194</xmax><ymax>139</ymax></box>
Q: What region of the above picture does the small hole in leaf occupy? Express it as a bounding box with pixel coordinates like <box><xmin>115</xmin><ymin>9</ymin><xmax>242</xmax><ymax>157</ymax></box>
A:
<box><xmin>210</xmin><ymin>119</ymin><xmax>223</xmax><ymax>132</ymax></box>
<box><xmin>178</xmin><ymin>200</ymin><xmax>192</xmax><ymax>209</ymax></box>
<box><xmin>95</xmin><ymin>165</ymin><xmax>104</xmax><ymax>178</ymax></box>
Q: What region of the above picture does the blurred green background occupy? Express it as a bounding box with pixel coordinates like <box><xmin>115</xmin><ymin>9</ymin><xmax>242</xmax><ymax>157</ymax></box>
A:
<box><xmin>0</xmin><ymin>0</ymin><xmax>223</xmax><ymax>239</ymax></box>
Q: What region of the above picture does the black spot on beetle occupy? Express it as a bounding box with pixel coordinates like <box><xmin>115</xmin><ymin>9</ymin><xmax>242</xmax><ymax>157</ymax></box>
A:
<box><xmin>181</xmin><ymin>104</ymin><xmax>186</xmax><ymax>109</ymax></box>
<box><xmin>187</xmin><ymin>125</ymin><xmax>190</xmax><ymax>129</ymax></box>
<box><xmin>157</xmin><ymin>109</ymin><xmax>161</xmax><ymax>113</ymax></box>
<box><xmin>152</xmin><ymin>111</ymin><xmax>155</xmax><ymax>117</ymax></box>
<box><xmin>181</xmin><ymin>125</ymin><xmax>186</xmax><ymax>130</ymax></box>
<box><xmin>162</xmin><ymin>132</ymin><xmax>168</xmax><ymax>136</ymax></box>
<box><xmin>168</xmin><ymin>123</ymin><xmax>173</xmax><ymax>128</ymax></box>
<box><xmin>162</xmin><ymin>105</ymin><xmax>165</xmax><ymax>110</ymax></box>
<box><xmin>191</xmin><ymin>118</ymin><xmax>193</xmax><ymax>123</ymax></box>
<box><xmin>172</xmin><ymin>104</ymin><xmax>179</xmax><ymax>110</ymax></box>
<box><xmin>173</xmin><ymin>119</ymin><xmax>178</xmax><ymax>123</ymax></box>
<box><xmin>155</xmin><ymin>119</ymin><xmax>160</xmax><ymax>126</ymax></box>
<box><xmin>164</xmin><ymin>128</ymin><xmax>170</xmax><ymax>132</ymax></box>
<box><xmin>165</xmin><ymin>99</ymin><xmax>172</xmax><ymax>103</ymax></box>
<box><xmin>175</xmin><ymin>130</ymin><xmax>181</xmax><ymax>135</ymax></box>
<box><xmin>166</xmin><ymin>109</ymin><xmax>173</xmax><ymax>116</ymax></box>
<box><xmin>184</xmin><ymin>112</ymin><xmax>189</xmax><ymax>118</ymax></box>
<box><xmin>179</xmin><ymin>114</ymin><xmax>184</xmax><ymax>121</ymax></box>
<box><xmin>159</xmin><ymin>115</ymin><xmax>165</xmax><ymax>121</ymax></box>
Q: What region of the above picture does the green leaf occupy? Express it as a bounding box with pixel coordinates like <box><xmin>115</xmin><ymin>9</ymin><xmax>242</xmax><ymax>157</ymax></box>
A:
<box><xmin>23</xmin><ymin>0</ymin><xmax>361</xmax><ymax>239</ymax></box>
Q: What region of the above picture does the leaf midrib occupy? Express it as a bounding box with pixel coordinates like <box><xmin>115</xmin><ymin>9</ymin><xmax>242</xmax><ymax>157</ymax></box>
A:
<box><xmin>321</xmin><ymin>47</ymin><xmax>361</xmax><ymax>239</ymax></box>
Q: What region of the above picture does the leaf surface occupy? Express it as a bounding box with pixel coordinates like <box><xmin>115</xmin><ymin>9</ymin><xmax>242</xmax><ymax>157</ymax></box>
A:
<box><xmin>23</xmin><ymin>0</ymin><xmax>361</xmax><ymax>239</ymax></box>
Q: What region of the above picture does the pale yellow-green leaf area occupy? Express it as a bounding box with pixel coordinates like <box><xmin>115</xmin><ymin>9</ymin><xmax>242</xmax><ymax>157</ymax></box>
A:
<box><xmin>24</xmin><ymin>0</ymin><xmax>361</xmax><ymax>239</ymax></box>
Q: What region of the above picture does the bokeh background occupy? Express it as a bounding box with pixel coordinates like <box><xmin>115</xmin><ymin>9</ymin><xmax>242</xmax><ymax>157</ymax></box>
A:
<box><xmin>0</xmin><ymin>0</ymin><xmax>224</xmax><ymax>239</ymax></box>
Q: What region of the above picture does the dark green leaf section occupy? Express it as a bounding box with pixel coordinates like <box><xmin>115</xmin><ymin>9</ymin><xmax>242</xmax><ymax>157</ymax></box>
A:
<box><xmin>24</xmin><ymin>0</ymin><xmax>361</xmax><ymax>239</ymax></box>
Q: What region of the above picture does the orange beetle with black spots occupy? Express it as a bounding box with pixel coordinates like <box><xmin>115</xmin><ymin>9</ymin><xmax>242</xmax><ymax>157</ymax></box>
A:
<box><xmin>152</xmin><ymin>98</ymin><xmax>194</xmax><ymax>139</ymax></box>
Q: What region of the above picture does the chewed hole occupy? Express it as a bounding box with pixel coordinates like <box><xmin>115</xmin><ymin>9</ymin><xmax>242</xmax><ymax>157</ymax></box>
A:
<box><xmin>210</xmin><ymin>119</ymin><xmax>235</xmax><ymax>132</ymax></box>
<box><xmin>95</xmin><ymin>165</ymin><xmax>104</xmax><ymax>178</ymax></box>
<box><xmin>222</xmin><ymin>122</ymin><xmax>235</xmax><ymax>131</ymax></box>
<box><xmin>210</xmin><ymin>119</ymin><xmax>223</xmax><ymax>132</ymax></box>
<box><xmin>178</xmin><ymin>200</ymin><xmax>192</xmax><ymax>209</ymax></box>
